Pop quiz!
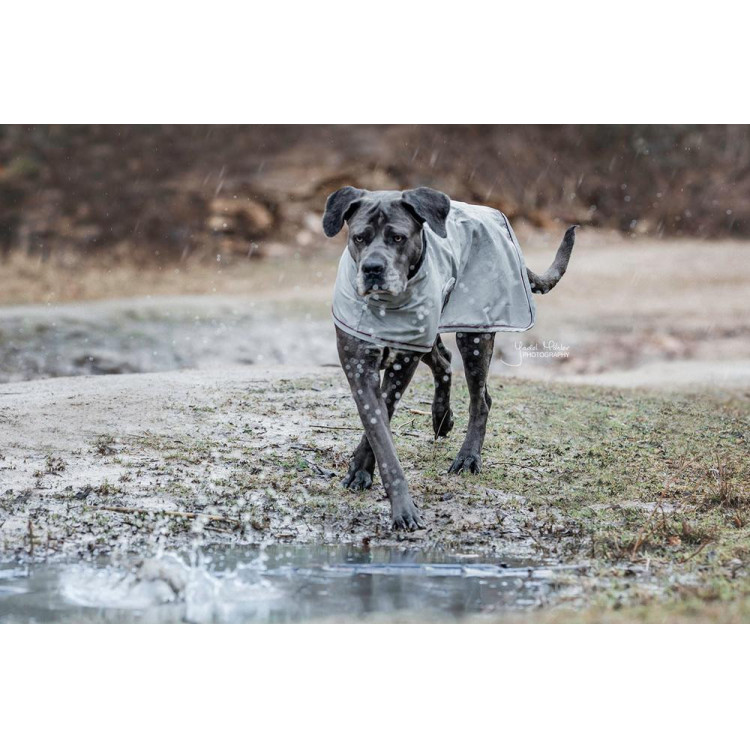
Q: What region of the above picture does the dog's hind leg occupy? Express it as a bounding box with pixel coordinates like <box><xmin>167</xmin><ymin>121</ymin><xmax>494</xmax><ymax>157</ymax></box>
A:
<box><xmin>341</xmin><ymin>347</ymin><xmax>421</xmax><ymax>492</ymax></box>
<box><xmin>448</xmin><ymin>332</ymin><xmax>495</xmax><ymax>474</ymax></box>
<box><xmin>421</xmin><ymin>335</ymin><xmax>454</xmax><ymax>437</ymax></box>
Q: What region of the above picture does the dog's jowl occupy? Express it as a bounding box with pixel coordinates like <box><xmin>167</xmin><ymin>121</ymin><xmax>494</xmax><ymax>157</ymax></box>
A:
<box><xmin>323</xmin><ymin>186</ymin><xmax>576</xmax><ymax>530</ymax></box>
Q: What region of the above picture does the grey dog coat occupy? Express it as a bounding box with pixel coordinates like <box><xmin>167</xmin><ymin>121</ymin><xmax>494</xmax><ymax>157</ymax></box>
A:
<box><xmin>332</xmin><ymin>200</ymin><xmax>536</xmax><ymax>353</ymax></box>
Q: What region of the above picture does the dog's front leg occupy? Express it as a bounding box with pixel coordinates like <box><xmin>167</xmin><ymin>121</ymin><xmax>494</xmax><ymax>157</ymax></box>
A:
<box><xmin>337</xmin><ymin>329</ymin><xmax>423</xmax><ymax>530</ymax></box>
<box><xmin>342</xmin><ymin>348</ymin><xmax>421</xmax><ymax>491</ymax></box>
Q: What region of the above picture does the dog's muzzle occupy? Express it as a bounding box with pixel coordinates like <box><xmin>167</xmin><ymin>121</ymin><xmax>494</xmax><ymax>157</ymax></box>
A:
<box><xmin>359</xmin><ymin>258</ymin><xmax>386</xmax><ymax>293</ymax></box>
<box><xmin>361</xmin><ymin>274</ymin><xmax>386</xmax><ymax>294</ymax></box>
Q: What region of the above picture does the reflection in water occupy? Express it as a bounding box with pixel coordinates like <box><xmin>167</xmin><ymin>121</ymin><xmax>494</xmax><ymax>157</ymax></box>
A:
<box><xmin>0</xmin><ymin>545</ymin><xmax>575</xmax><ymax>623</ymax></box>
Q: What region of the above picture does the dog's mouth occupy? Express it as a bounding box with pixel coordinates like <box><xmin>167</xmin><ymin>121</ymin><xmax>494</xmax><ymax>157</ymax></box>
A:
<box><xmin>357</xmin><ymin>272</ymin><xmax>405</xmax><ymax>298</ymax></box>
<box><xmin>360</xmin><ymin>285</ymin><xmax>399</xmax><ymax>299</ymax></box>
<box><xmin>361</xmin><ymin>284</ymin><xmax>391</xmax><ymax>297</ymax></box>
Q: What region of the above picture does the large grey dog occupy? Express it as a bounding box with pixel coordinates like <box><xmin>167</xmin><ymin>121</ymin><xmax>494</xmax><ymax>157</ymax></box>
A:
<box><xmin>323</xmin><ymin>186</ymin><xmax>576</xmax><ymax>530</ymax></box>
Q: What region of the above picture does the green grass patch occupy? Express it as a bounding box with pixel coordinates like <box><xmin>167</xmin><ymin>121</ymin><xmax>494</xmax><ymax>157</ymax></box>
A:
<box><xmin>396</xmin><ymin>378</ymin><xmax>749</xmax><ymax>609</ymax></box>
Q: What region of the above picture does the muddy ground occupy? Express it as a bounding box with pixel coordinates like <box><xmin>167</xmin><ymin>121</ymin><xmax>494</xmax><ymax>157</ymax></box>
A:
<box><xmin>1</xmin><ymin>365</ymin><xmax>748</xmax><ymax>621</ymax></box>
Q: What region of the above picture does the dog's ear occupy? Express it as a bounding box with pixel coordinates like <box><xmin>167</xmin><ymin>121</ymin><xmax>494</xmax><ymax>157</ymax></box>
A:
<box><xmin>322</xmin><ymin>186</ymin><xmax>366</xmax><ymax>237</ymax></box>
<box><xmin>402</xmin><ymin>187</ymin><xmax>450</xmax><ymax>239</ymax></box>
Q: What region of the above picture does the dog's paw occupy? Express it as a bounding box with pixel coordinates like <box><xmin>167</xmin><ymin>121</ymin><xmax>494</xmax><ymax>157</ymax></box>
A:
<box><xmin>391</xmin><ymin>504</ymin><xmax>424</xmax><ymax>532</ymax></box>
<box><xmin>342</xmin><ymin>468</ymin><xmax>373</xmax><ymax>491</ymax></box>
<box><xmin>432</xmin><ymin>407</ymin><xmax>454</xmax><ymax>437</ymax></box>
<box><xmin>448</xmin><ymin>452</ymin><xmax>482</xmax><ymax>474</ymax></box>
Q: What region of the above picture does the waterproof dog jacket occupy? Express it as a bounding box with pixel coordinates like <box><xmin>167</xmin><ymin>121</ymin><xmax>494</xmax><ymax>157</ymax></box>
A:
<box><xmin>332</xmin><ymin>200</ymin><xmax>536</xmax><ymax>353</ymax></box>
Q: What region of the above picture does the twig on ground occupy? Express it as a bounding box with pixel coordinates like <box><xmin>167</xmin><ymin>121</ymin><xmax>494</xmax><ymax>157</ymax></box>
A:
<box><xmin>204</xmin><ymin>524</ymin><xmax>237</xmax><ymax>534</ymax></box>
<box><xmin>395</xmin><ymin>417</ymin><xmax>417</xmax><ymax>435</ymax></box>
<box><xmin>305</xmin><ymin>460</ymin><xmax>336</xmax><ymax>479</ymax></box>
<box><xmin>310</xmin><ymin>424</ymin><xmax>361</xmax><ymax>431</ymax></box>
<box><xmin>681</xmin><ymin>540</ymin><xmax>713</xmax><ymax>563</ymax></box>
<box><xmin>433</xmin><ymin>409</ymin><xmax>450</xmax><ymax>442</ymax></box>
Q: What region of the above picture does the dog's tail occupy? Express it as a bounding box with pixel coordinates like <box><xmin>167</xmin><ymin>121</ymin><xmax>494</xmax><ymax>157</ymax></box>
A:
<box><xmin>526</xmin><ymin>225</ymin><xmax>577</xmax><ymax>294</ymax></box>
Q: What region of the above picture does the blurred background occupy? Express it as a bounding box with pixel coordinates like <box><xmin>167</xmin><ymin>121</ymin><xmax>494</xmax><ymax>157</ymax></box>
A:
<box><xmin>1</xmin><ymin>124</ymin><xmax>748</xmax><ymax>389</ymax></box>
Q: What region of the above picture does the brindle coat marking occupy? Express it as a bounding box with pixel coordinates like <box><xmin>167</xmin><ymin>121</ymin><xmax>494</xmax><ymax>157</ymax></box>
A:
<box><xmin>324</xmin><ymin>187</ymin><xmax>576</xmax><ymax>530</ymax></box>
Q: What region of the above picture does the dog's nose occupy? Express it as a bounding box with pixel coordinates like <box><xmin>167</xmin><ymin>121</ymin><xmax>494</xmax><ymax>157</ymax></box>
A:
<box><xmin>362</xmin><ymin>259</ymin><xmax>385</xmax><ymax>276</ymax></box>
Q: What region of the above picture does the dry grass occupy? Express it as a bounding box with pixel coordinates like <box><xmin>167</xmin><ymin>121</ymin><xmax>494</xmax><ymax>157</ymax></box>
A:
<box><xmin>709</xmin><ymin>455</ymin><xmax>748</xmax><ymax>509</ymax></box>
<box><xmin>3</xmin><ymin>229</ymin><xmax>750</xmax><ymax>314</ymax></box>
<box><xmin>0</xmin><ymin>250</ymin><xmax>338</xmax><ymax>305</ymax></box>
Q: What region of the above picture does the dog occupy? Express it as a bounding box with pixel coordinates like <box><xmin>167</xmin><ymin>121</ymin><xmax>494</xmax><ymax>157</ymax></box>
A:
<box><xmin>323</xmin><ymin>186</ymin><xmax>576</xmax><ymax>530</ymax></box>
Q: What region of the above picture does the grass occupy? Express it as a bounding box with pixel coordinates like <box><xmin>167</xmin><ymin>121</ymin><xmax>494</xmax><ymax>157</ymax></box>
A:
<box><xmin>391</xmin><ymin>377</ymin><xmax>749</xmax><ymax>619</ymax></box>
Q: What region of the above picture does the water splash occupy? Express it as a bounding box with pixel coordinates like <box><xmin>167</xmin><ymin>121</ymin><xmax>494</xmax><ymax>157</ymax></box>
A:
<box><xmin>0</xmin><ymin>545</ymin><xmax>581</xmax><ymax>623</ymax></box>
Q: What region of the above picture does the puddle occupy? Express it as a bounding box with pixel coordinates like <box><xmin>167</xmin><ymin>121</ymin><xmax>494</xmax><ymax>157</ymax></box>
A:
<box><xmin>0</xmin><ymin>545</ymin><xmax>579</xmax><ymax>623</ymax></box>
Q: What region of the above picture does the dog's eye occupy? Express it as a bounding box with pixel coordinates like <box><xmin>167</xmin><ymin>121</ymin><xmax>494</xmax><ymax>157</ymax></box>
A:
<box><xmin>353</xmin><ymin>234</ymin><xmax>365</xmax><ymax>244</ymax></box>
<box><xmin>392</xmin><ymin>235</ymin><xmax>404</xmax><ymax>243</ymax></box>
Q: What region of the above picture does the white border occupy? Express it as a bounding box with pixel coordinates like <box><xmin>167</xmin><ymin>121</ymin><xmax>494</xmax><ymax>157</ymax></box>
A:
<box><xmin>2</xmin><ymin>2</ymin><xmax>748</xmax><ymax>123</ymax></box>
<box><xmin>2</xmin><ymin>626</ymin><xmax>747</xmax><ymax>747</ymax></box>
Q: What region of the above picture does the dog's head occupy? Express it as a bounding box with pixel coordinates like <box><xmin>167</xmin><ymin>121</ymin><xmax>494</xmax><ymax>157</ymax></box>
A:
<box><xmin>323</xmin><ymin>187</ymin><xmax>450</xmax><ymax>297</ymax></box>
